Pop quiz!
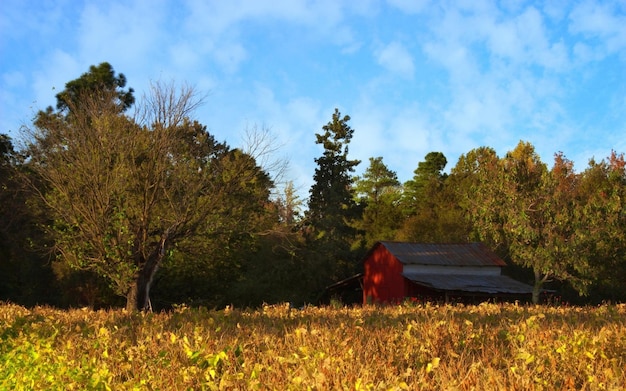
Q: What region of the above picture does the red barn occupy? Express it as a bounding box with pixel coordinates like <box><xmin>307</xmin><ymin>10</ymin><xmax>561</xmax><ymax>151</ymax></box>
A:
<box><xmin>363</xmin><ymin>241</ymin><xmax>534</xmax><ymax>304</ymax></box>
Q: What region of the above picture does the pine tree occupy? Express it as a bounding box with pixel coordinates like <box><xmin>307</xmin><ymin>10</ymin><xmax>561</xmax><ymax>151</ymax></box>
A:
<box><xmin>305</xmin><ymin>109</ymin><xmax>361</xmax><ymax>285</ymax></box>
<box><xmin>402</xmin><ymin>152</ymin><xmax>448</xmax><ymax>216</ymax></box>
<box><xmin>353</xmin><ymin>157</ymin><xmax>402</xmax><ymax>248</ymax></box>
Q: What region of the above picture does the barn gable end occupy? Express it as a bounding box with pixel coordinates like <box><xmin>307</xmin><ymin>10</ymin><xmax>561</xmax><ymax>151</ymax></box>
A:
<box><xmin>363</xmin><ymin>242</ymin><xmax>405</xmax><ymax>303</ymax></box>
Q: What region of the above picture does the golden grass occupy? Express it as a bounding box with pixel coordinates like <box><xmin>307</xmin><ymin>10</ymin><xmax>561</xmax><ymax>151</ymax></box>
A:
<box><xmin>1</xmin><ymin>302</ymin><xmax>624</xmax><ymax>390</ymax></box>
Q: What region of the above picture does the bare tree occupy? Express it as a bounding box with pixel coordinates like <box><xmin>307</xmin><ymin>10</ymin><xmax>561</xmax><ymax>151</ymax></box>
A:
<box><xmin>240</xmin><ymin>123</ymin><xmax>290</xmax><ymax>197</ymax></box>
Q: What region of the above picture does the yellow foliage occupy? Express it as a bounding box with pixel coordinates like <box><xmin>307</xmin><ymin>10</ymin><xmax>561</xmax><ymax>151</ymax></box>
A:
<box><xmin>0</xmin><ymin>302</ymin><xmax>624</xmax><ymax>390</ymax></box>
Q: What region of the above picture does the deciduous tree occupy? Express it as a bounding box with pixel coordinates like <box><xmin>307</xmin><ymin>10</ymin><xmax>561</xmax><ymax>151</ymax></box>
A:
<box><xmin>573</xmin><ymin>151</ymin><xmax>626</xmax><ymax>299</ymax></box>
<box><xmin>26</xmin><ymin>66</ymin><xmax>273</xmax><ymax>311</ymax></box>
<box><xmin>453</xmin><ymin>142</ymin><xmax>587</xmax><ymax>303</ymax></box>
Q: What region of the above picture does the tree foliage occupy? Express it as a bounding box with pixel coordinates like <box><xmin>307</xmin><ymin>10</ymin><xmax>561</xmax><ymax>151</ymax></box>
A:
<box><xmin>401</xmin><ymin>152</ymin><xmax>448</xmax><ymax>216</ymax></box>
<box><xmin>0</xmin><ymin>134</ymin><xmax>59</xmax><ymax>305</ymax></box>
<box><xmin>451</xmin><ymin>142</ymin><xmax>613</xmax><ymax>303</ymax></box>
<box><xmin>55</xmin><ymin>62</ymin><xmax>135</xmax><ymax>114</ymax></box>
<box><xmin>25</xmin><ymin>65</ymin><xmax>273</xmax><ymax>311</ymax></box>
<box><xmin>572</xmin><ymin>151</ymin><xmax>626</xmax><ymax>299</ymax></box>
<box><xmin>4</xmin><ymin>63</ymin><xmax>626</xmax><ymax>307</ymax></box>
<box><xmin>305</xmin><ymin>109</ymin><xmax>361</xmax><ymax>286</ymax></box>
<box><xmin>353</xmin><ymin>157</ymin><xmax>402</xmax><ymax>248</ymax></box>
<box><xmin>396</xmin><ymin>152</ymin><xmax>469</xmax><ymax>243</ymax></box>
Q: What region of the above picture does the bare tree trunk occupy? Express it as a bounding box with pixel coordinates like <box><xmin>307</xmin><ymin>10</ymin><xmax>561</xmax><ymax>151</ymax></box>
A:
<box><xmin>136</xmin><ymin>252</ymin><xmax>162</xmax><ymax>311</ymax></box>
<box><xmin>127</xmin><ymin>233</ymin><xmax>168</xmax><ymax>311</ymax></box>
<box><xmin>126</xmin><ymin>282</ymin><xmax>138</xmax><ymax>312</ymax></box>
<box><xmin>532</xmin><ymin>269</ymin><xmax>548</xmax><ymax>305</ymax></box>
<box><xmin>532</xmin><ymin>281</ymin><xmax>541</xmax><ymax>305</ymax></box>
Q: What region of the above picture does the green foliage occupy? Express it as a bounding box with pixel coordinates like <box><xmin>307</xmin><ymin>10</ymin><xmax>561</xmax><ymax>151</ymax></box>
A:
<box><xmin>25</xmin><ymin>65</ymin><xmax>275</xmax><ymax>311</ymax></box>
<box><xmin>353</xmin><ymin>157</ymin><xmax>403</xmax><ymax>248</ymax></box>
<box><xmin>274</xmin><ymin>181</ymin><xmax>303</xmax><ymax>227</ymax></box>
<box><xmin>54</xmin><ymin>62</ymin><xmax>134</xmax><ymax>113</ymax></box>
<box><xmin>4</xmin><ymin>63</ymin><xmax>626</xmax><ymax>308</ymax></box>
<box><xmin>402</xmin><ymin>152</ymin><xmax>448</xmax><ymax>216</ymax></box>
<box><xmin>0</xmin><ymin>134</ymin><xmax>57</xmax><ymax>306</ymax></box>
<box><xmin>454</xmin><ymin>142</ymin><xmax>565</xmax><ymax>303</ymax></box>
<box><xmin>449</xmin><ymin>146</ymin><xmax>502</xmax><ymax>245</ymax></box>
<box><xmin>396</xmin><ymin>195</ymin><xmax>470</xmax><ymax>244</ymax></box>
<box><xmin>395</xmin><ymin>152</ymin><xmax>470</xmax><ymax>243</ymax></box>
<box><xmin>450</xmin><ymin>141</ymin><xmax>626</xmax><ymax>303</ymax></box>
<box><xmin>228</xmin><ymin>231</ymin><xmax>314</xmax><ymax>307</ymax></box>
<box><xmin>572</xmin><ymin>152</ymin><xmax>626</xmax><ymax>299</ymax></box>
<box><xmin>305</xmin><ymin>109</ymin><xmax>362</xmax><ymax>286</ymax></box>
<box><xmin>354</xmin><ymin>157</ymin><xmax>401</xmax><ymax>203</ymax></box>
<box><xmin>307</xmin><ymin>109</ymin><xmax>360</xmax><ymax>233</ymax></box>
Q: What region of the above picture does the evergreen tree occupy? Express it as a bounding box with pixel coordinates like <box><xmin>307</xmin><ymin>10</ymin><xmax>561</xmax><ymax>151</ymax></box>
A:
<box><xmin>353</xmin><ymin>157</ymin><xmax>402</xmax><ymax>248</ymax></box>
<box><xmin>305</xmin><ymin>109</ymin><xmax>361</xmax><ymax>286</ymax></box>
<box><xmin>402</xmin><ymin>152</ymin><xmax>448</xmax><ymax>216</ymax></box>
<box><xmin>55</xmin><ymin>62</ymin><xmax>134</xmax><ymax>114</ymax></box>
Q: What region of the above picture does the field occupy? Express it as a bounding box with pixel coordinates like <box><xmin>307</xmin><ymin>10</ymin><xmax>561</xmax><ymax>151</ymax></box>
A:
<box><xmin>1</xmin><ymin>302</ymin><xmax>625</xmax><ymax>390</ymax></box>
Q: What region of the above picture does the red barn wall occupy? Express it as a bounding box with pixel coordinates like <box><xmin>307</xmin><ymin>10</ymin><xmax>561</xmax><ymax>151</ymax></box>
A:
<box><xmin>363</xmin><ymin>244</ymin><xmax>406</xmax><ymax>303</ymax></box>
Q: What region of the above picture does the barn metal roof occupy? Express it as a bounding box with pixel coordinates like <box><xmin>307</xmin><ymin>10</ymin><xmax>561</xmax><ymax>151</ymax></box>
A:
<box><xmin>379</xmin><ymin>242</ymin><xmax>507</xmax><ymax>267</ymax></box>
<box><xmin>403</xmin><ymin>273</ymin><xmax>535</xmax><ymax>294</ymax></box>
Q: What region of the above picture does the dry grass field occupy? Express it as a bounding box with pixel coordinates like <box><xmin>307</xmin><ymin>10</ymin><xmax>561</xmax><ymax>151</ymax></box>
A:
<box><xmin>1</xmin><ymin>302</ymin><xmax>625</xmax><ymax>390</ymax></box>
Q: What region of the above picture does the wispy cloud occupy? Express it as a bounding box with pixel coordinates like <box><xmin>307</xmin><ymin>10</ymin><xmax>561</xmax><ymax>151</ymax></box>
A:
<box><xmin>375</xmin><ymin>41</ymin><xmax>415</xmax><ymax>79</ymax></box>
<box><xmin>386</xmin><ymin>0</ymin><xmax>430</xmax><ymax>14</ymax></box>
<box><xmin>569</xmin><ymin>1</ymin><xmax>626</xmax><ymax>59</ymax></box>
<box><xmin>2</xmin><ymin>0</ymin><xmax>626</xmax><ymax>188</ymax></box>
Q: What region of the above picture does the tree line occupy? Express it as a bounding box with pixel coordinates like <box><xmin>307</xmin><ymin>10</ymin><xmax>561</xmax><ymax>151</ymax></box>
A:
<box><xmin>1</xmin><ymin>63</ymin><xmax>624</xmax><ymax>310</ymax></box>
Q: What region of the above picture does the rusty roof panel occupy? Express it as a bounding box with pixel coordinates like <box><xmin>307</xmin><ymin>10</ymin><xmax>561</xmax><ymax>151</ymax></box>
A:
<box><xmin>380</xmin><ymin>242</ymin><xmax>507</xmax><ymax>267</ymax></box>
<box><xmin>403</xmin><ymin>273</ymin><xmax>534</xmax><ymax>294</ymax></box>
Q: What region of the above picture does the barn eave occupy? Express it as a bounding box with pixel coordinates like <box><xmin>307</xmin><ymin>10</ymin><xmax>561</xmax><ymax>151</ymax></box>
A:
<box><xmin>402</xmin><ymin>272</ymin><xmax>535</xmax><ymax>295</ymax></box>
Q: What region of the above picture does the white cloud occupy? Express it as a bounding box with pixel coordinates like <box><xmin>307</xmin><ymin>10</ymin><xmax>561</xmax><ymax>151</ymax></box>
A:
<box><xmin>220</xmin><ymin>83</ymin><xmax>328</xmax><ymax>195</ymax></box>
<box><xmin>350</xmin><ymin>108</ymin><xmax>389</xmax><ymax>163</ymax></box>
<box><xmin>169</xmin><ymin>42</ymin><xmax>202</xmax><ymax>71</ymax></box>
<box><xmin>2</xmin><ymin>71</ymin><xmax>26</xmax><ymax>89</ymax></box>
<box><xmin>386</xmin><ymin>0</ymin><xmax>431</xmax><ymax>14</ymax></box>
<box><xmin>182</xmin><ymin>0</ymin><xmax>359</xmax><ymax>50</ymax></box>
<box><xmin>3</xmin><ymin>0</ymin><xmax>626</xmax><ymax>190</ymax></box>
<box><xmin>569</xmin><ymin>1</ymin><xmax>626</xmax><ymax>58</ymax></box>
<box><xmin>77</xmin><ymin>1</ymin><xmax>168</xmax><ymax>69</ymax></box>
<box><xmin>375</xmin><ymin>41</ymin><xmax>415</xmax><ymax>78</ymax></box>
<box><xmin>414</xmin><ymin>1</ymin><xmax>581</xmax><ymax>167</ymax></box>
<box><xmin>349</xmin><ymin>97</ymin><xmax>450</xmax><ymax>182</ymax></box>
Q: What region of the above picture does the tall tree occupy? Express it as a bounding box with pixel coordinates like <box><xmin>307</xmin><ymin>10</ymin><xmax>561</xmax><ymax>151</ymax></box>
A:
<box><xmin>449</xmin><ymin>146</ymin><xmax>502</xmax><ymax>245</ymax></box>
<box><xmin>573</xmin><ymin>151</ymin><xmax>626</xmax><ymax>299</ymax></box>
<box><xmin>401</xmin><ymin>152</ymin><xmax>448</xmax><ymax>216</ymax></box>
<box><xmin>396</xmin><ymin>152</ymin><xmax>470</xmax><ymax>243</ymax></box>
<box><xmin>275</xmin><ymin>181</ymin><xmax>303</xmax><ymax>228</ymax></box>
<box><xmin>454</xmin><ymin>142</ymin><xmax>589</xmax><ymax>303</ymax></box>
<box><xmin>305</xmin><ymin>109</ymin><xmax>361</xmax><ymax>285</ymax></box>
<box><xmin>396</xmin><ymin>182</ymin><xmax>470</xmax><ymax>243</ymax></box>
<box><xmin>353</xmin><ymin>157</ymin><xmax>402</xmax><ymax>248</ymax></box>
<box><xmin>0</xmin><ymin>134</ymin><xmax>56</xmax><ymax>305</ymax></box>
<box><xmin>224</xmin><ymin>179</ymin><xmax>313</xmax><ymax>307</ymax></box>
<box><xmin>26</xmin><ymin>66</ymin><xmax>273</xmax><ymax>311</ymax></box>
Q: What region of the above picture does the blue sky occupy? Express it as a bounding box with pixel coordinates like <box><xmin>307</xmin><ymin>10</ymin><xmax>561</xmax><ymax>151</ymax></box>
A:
<box><xmin>1</xmin><ymin>0</ymin><xmax>625</xmax><ymax>196</ymax></box>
